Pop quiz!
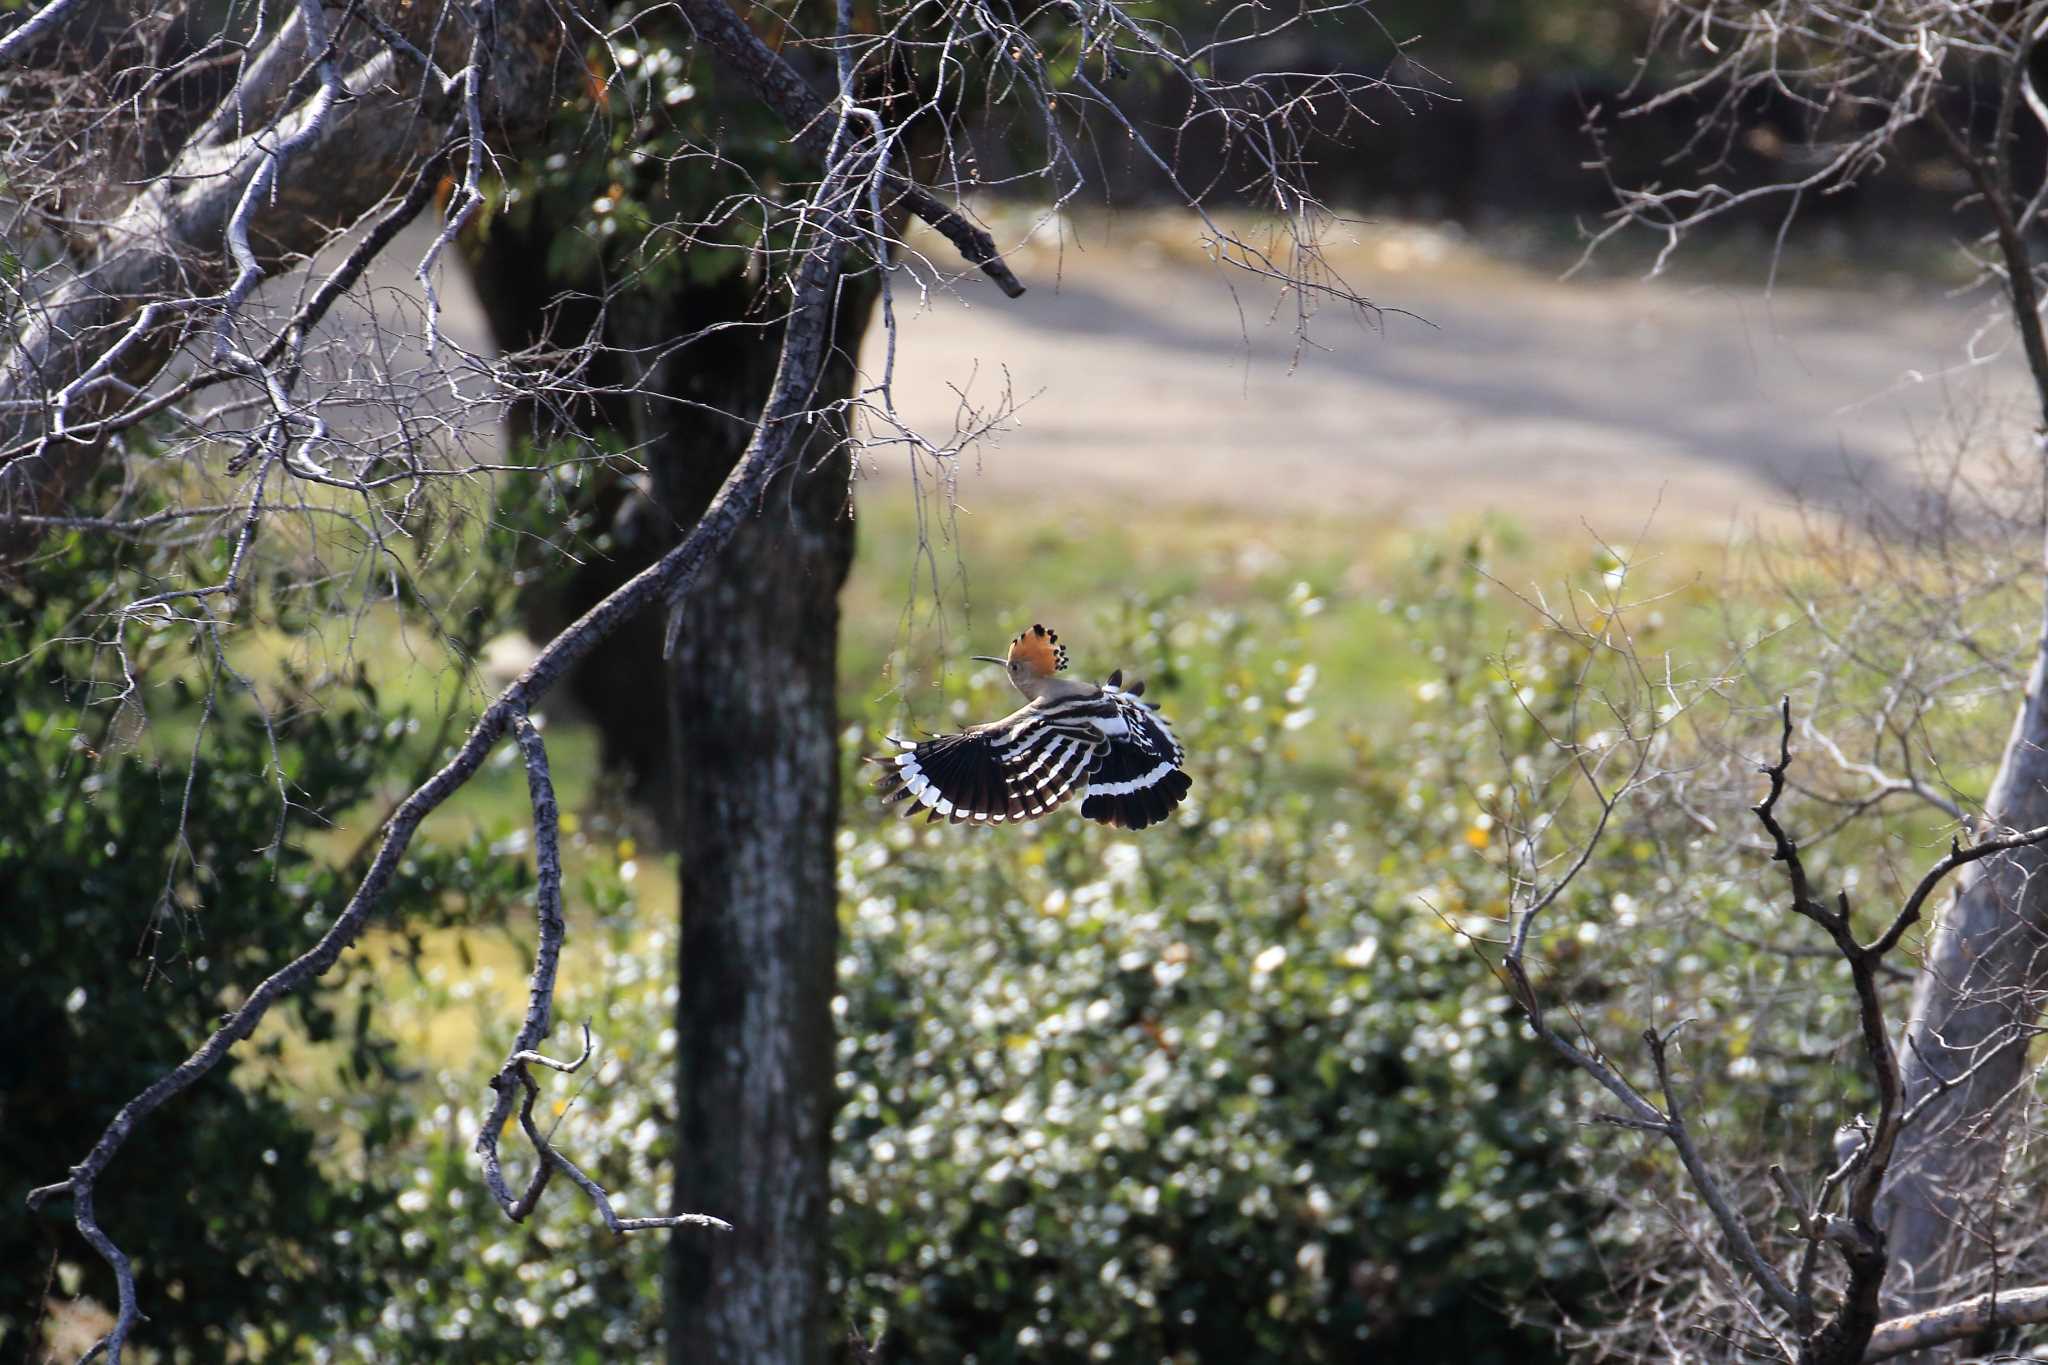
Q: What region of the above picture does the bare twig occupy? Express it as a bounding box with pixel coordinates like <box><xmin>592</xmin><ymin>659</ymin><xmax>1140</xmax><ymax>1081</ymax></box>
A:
<box><xmin>26</xmin><ymin>182</ymin><xmax>853</xmax><ymax>1365</ymax></box>
<box><xmin>676</xmin><ymin>0</ymin><xmax>1026</xmax><ymax>298</ymax></box>
<box><xmin>474</xmin><ymin>716</ymin><xmax>730</xmax><ymax>1234</ymax></box>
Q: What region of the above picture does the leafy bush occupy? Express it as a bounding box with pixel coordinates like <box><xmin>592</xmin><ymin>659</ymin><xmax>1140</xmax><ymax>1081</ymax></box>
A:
<box><xmin>17</xmin><ymin>512</ymin><xmax>1680</xmax><ymax>1363</ymax></box>
<box><xmin>0</xmin><ymin>532</ymin><xmax>457</xmax><ymax>1360</ymax></box>
<box><xmin>4</xmin><ymin>466</ymin><xmax>574</xmax><ymax>1361</ymax></box>
<box><xmin>331</xmin><ymin>569</ymin><xmax>1608</xmax><ymax>1362</ymax></box>
<box><xmin>831</xmin><ymin>590</ymin><xmax>1599</xmax><ymax>1363</ymax></box>
<box><xmin>17</xmin><ymin>483</ymin><xmax>1924</xmax><ymax>1363</ymax></box>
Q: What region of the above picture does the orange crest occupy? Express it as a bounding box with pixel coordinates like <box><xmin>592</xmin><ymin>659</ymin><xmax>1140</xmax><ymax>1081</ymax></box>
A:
<box><xmin>1007</xmin><ymin>622</ymin><xmax>1068</xmax><ymax>677</ymax></box>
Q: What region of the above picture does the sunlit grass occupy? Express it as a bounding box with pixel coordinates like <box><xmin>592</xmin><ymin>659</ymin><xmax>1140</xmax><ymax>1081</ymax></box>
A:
<box><xmin>840</xmin><ymin>488</ymin><xmax>1629</xmax><ymax>798</ymax></box>
<box><xmin>951</xmin><ymin>202</ymin><xmax>1990</xmax><ymax>293</ymax></box>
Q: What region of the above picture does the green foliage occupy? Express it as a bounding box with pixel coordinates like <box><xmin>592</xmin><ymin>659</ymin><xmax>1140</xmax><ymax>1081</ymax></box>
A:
<box><xmin>832</xmin><ymin>590</ymin><xmax>1598</xmax><ymax>1362</ymax></box>
<box><xmin>1379</xmin><ymin>539</ymin><xmax>1902</xmax><ymax>1316</ymax></box>
<box><xmin>20</xmin><ymin>500</ymin><xmax>1866</xmax><ymax>1362</ymax></box>
<box><xmin>1</xmin><ymin>538</ymin><xmax>412</xmax><ymax>1359</ymax></box>
<box><xmin>131</xmin><ymin>511</ymin><xmax>1922</xmax><ymax>1365</ymax></box>
<box><xmin>310</xmin><ymin>894</ymin><xmax>678</xmax><ymax>1362</ymax></box>
<box><xmin>1</xmin><ymin>465</ymin><xmax>571</xmax><ymax>1360</ymax></box>
<box><xmin>327</xmin><ymin>565</ymin><xmax>1610</xmax><ymax>1362</ymax></box>
<box><xmin>488</xmin><ymin>21</ymin><xmax>799</xmax><ymax>296</ymax></box>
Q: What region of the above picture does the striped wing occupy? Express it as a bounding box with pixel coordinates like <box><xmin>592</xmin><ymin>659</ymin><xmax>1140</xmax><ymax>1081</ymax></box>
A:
<box><xmin>874</xmin><ymin>707</ymin><xmax>1106</xmax><ymax>825</ymax></box>
<box><xmin>1078</xmin><ymin>691</ymin><xmax>1192</xmax><ymax>830</ymax></box>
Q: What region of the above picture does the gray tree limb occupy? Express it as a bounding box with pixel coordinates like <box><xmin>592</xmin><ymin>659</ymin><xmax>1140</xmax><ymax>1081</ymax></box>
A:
<box><xmin>0</xmin><ymin>0</ymin><xmax>563</xmax><ymax>535</ymax></box>
<box><xmin>1864</xmin><ymin>1283</ymin><xmax>2048</xmax><ymax>1360</ymax></box>
<box><xmin>26</xmin><ymin>193</ymin><xmax>853</xmax><ymax>1365</ymax></box>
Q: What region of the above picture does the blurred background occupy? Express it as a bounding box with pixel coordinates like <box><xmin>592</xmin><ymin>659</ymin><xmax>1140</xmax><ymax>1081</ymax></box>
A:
<box><xmin>12</xmin><ymin>0</ymin><xmax>2047</xmax><ymax>1361</ymax></box>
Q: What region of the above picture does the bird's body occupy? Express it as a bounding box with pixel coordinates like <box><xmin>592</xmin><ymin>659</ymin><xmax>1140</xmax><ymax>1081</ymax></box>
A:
<box><xmin>873</xmin><ymin>623</ymin><xmax>1193</xmax><ymax>830</ymax></box>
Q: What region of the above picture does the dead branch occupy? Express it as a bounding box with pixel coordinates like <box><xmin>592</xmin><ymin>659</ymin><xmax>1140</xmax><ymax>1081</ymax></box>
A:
<box><xmin>1863</xmin><ymin>1282</ymin><xmax>2048</xmax><ymax>1359</ymax></box>
<box><xmin>474</xmin><ymin>715</ymin><xmax>731</xmax><ymax>1235</ymax></box>
<box><xmin>676</xmin><ymin>0</ymin><xmax>1026</xmax><ymax>299</ymax></box>
<box><xmin>25</xmin><ymin>157</ymin><xmax>856</xmax><ymax>1365</ymax></box>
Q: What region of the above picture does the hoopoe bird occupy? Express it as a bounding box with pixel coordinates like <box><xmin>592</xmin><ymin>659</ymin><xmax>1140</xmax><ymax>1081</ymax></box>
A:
<box><xmin>873</xmin><ymin>623</ymin><xmax>1193</xmax><ymax>830</ymax></box>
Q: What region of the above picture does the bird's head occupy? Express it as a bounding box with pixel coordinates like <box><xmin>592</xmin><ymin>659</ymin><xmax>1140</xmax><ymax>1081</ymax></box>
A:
<box><xmin>975</xmin><ymin>622</ymin><xmax>1068</xmax><ymax>700</ymax></box>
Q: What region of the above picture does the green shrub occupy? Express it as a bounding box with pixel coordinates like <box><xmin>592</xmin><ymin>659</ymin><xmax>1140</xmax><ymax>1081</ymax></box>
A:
<box><xmin>5</xmin><ymin>468</ymin><xmax>570</xmax><ymax>1361</ymax></box>
<box><xmin>17</xmin><ymin>499</ymin><xmax>1897</xmax><ymax>1362</ymax></box>
<box><xmin>831</xmin><ymin>592</ymin><xmax>1598</xmax><ymax>1363</ymax></box>
<box><xmin>0</xmin><ymin>533</ymin><xmax>460</xmax><ymax>1360</ymax></box>
<box><xmin>335</xmin><ymin>572</ymin><xmax>1606</xmax><ymax>1362</ymax></box>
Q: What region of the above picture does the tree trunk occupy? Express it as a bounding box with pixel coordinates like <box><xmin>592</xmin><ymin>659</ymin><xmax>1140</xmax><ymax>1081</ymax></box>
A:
<box><xmin>1883</xmin><ymin>559</ymin><xmax>2048</xmax><ymax>1324</ymax></box>
<box><xmin>657</xmin><ymin>371</ymin><xmax>854</xmax><ymax>1365</ymax></box>
<box><xmin>468</xmin><ymin>228</ymin><xmax>869</xmax><ymax>1363</ymax></box>
<box><xmin>634</xmin><ymin>263</ymin><xmax>865</xmax><ymax>1365</ymax></box>
<box><xmin>461</xmin><ymin>215</ymin><xmax>674</xmax><ymax>824</ymax></box>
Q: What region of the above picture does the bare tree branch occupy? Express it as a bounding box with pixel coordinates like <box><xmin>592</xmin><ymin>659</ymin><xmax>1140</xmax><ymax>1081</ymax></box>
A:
<box><xmin>0</xmin><ymin>0</ymin><xmax>561</xmax><ymax>536</ymax></box>
<box><xmin>1559</xmin><ymin>6</ymin><xmax>2048</xmax><ymax>1351</ymax></box>
<box><xmin>474</xmin><ymin>715</ymin><xmax>732</xmax><ymax>1234</ymax></box>
<box><xmin>674</xmin><ymin>0</ymin><xmax>1027</xmax><ymax>299</ymax></box>
<box><xmin>25</xmin><ymin>164</ymin><xmax>856</xmax><ymax>1365</ymax></box>
<box><xmin>1864</xmin><ymin>1282</ymin><xmax>2048</xmax><ymax>1359</ymax></box>
<box><xmin>0</xmin><ymin>0</ymin><xmax>87</xmax><ymax>66</ymax></box>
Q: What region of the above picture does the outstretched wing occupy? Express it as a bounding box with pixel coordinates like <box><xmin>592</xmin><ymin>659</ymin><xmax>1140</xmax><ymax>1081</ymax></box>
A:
<box><xmin>1079</xmin><ymin>689</ymin><xmax>1192</xmax><ymax>830</ymax></box>
<box><xmin>873</xmin><ymin>711</ymin><xmax>1104</xmax><ymax>825</ymax></box>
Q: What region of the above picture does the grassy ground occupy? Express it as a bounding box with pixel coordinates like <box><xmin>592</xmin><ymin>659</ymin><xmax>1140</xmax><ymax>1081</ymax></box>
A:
<box><xmin>845</xmin><ymin>482</ymin><xmax>1744</xmax><ymax>765</ymax></box>
<box><xmin>842</xmin><ymin>488</ymin><xmax>1448</xmax><ymax>759</ymax></box>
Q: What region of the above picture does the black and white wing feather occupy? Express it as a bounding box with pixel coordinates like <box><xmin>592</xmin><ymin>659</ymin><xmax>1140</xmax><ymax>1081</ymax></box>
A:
<box><xmin>872</xmin><ymin>674</ymin><xmax>1192</xmax><ymax>829</ymax></box>
<box><xmin>874</xmin><ymin>703</ymin><xmax>1106</xmax><ymax>824</ymax></box>
<box><xmin>874</xmin><ymin>731</ymin><xmax>1022</xmax><ymax>824</ymax></box>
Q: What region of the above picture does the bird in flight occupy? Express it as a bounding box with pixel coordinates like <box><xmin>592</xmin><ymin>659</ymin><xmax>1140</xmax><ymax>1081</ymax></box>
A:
<box><xmin>874</xmin><ymin>623</ymin><xmax>1193</xmax><ymax>829</ymax></box>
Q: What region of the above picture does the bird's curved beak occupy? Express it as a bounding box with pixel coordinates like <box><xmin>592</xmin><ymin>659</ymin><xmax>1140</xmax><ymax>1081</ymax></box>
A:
<box><xmin>970</xmin><ymin>656</ymin><xmax>1008</xmax><ymax>666</ymax></box>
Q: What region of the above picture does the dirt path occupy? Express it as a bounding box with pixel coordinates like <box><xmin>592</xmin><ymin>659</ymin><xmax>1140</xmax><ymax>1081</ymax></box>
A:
<box><xmin>388</xmin><ymin>218</ymin><xmax>2037</xmax><ymax>536</ymax></box>
<box><xmin>854</xmin><ymin>226</ymin><xmax>2036</xmax><ymax>535</ymax></box>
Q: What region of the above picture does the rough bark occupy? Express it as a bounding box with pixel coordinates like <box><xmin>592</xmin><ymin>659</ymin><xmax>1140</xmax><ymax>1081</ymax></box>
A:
<box><xmin>466</xmin><ymin>234</ymin><xmax>870</xmax><ymax>1361</ymax></box>
<box><xmin>657</xmin><ymin>323</ymin><xmax>858</xmax><ymax>1363</ymax></box>
<box><xmin>1866</xmin><ymin>1283</ymin><xmax>2048</xmax><ymax>1360</ymax></box>
<box><xmin>1881</xmin><ymin>572</ymin><xmax>2048</xmax><ymax>1314</ymax></box>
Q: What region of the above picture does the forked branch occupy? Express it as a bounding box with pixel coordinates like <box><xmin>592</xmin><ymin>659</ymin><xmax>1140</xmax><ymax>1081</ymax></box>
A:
<box><xmin>677</xmin><ymin>0</ymin><xmax>1026</xmax><ymax>298</ymax></box>
<box><xmin>26</xmin><ymin>186</ymin><xmax>854</xmax><ymax>1365</ymax></box>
